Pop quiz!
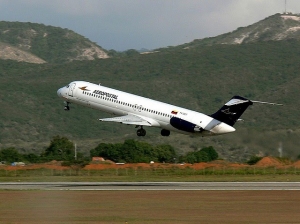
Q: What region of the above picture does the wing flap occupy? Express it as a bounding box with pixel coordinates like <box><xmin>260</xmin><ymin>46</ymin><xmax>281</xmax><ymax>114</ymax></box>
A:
<box><xmin>99</xmin><ymin>115</ymin><xmax>152</xmax><ymax>126</ymax></box>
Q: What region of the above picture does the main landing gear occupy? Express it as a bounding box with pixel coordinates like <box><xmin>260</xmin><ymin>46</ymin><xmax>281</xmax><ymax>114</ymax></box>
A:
<box><xmin>136</xmin><ymin>126</ymin><xmax>146</xmax><ymax>136</ymax></box>
<box><xmin>161</xmin><ymin>129</ymin><xmax>170</xmax><ymax>136</ymax></box>
<box><xmin>64</xmin><ymin>101</ymin><xmax>70</xmax><ymax>111</ymax></box>
<box><xmin>136</xmin><ymin>127</ymin><xmax>171</xmax><ymax>137</ymax></box>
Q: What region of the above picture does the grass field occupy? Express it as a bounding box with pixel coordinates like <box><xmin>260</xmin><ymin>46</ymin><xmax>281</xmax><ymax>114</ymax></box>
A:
<box><xmin>0</xmin><ymin>174</ymin><xmax>300</xmax><ymax>182</ymax></box>
<box><xmin>0</xmin><ymin>190</ymin><xmax>299</xmax><ymax>223</ymax></box>
<box><xmin>1</xmin><ymin>164</ymin><xmax>300</xmax><ymax>182</ymax></box>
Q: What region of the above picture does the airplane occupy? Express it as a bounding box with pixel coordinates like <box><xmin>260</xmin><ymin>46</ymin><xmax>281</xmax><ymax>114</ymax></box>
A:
<box><xmin>57</xmin><ymin>81</ymin><xmax>282</xmax><ymax>137</ymax></box>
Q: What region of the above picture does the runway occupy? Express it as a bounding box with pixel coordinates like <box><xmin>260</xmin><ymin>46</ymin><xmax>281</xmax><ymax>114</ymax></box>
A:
<box><xmin>0</xmin><ymin>182</ymin><xmax>299</xmax><ymax>190</ymax></box>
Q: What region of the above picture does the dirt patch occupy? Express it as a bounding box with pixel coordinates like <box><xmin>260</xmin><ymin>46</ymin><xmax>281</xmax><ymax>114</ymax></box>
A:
<box><xmin>0</xmin><ymin>42</ymin><xmax>46</xmax><ymax>63</ymax></box>
<box><xmin>255</xmin><ymin>157</ymin><xmax>283</xmax><ymax>167</ymax></box>
<box><xmin>1</xmin><ymin>157</ymin><xmax>300</xmax><ymax>171</ymax></box>
<box><xmin>293</xmin><ymin>160</ymin><xmax>300</xmax><ymax>168</ymax></box>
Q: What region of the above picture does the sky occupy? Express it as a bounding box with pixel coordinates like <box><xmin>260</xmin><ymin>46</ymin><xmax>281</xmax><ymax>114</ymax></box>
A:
<box><xmin>1</xmin><ymin>0</ymin><xmax>300</xmax><ymax>51</ymax></box>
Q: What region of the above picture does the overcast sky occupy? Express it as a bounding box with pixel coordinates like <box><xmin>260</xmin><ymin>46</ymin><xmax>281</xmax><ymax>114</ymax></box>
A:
<box><xmin>1</xmin><ymin>0</ymin><xmax>300</xmax><ymax>51</ymax></box>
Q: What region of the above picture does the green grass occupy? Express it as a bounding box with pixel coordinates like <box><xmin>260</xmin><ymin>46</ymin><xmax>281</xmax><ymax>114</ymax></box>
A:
<box><xmin>1</xmin><ymin>175</ymin><xmax>300</xmax><ymax>182</ymax></box>
<box><xmin>1</xmin><ymin>167</ymin><xmax>300</xmax><ymax>182</ymax></box>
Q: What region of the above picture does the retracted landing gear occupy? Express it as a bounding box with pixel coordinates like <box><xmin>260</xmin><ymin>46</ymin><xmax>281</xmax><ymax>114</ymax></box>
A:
<box><xmin>64</xmin><ymin>101</ymin><xmax>70</xmax><ymax>111</ymax></box>
<box><xmin>136</xmin><ymin>126</ymin><xmax>146</xmax><ymax>136</ymax></box>
<box><xmin>161</xmin><ymin>129</ymin><xmax>170</xmax><ymax>136</ymax></box>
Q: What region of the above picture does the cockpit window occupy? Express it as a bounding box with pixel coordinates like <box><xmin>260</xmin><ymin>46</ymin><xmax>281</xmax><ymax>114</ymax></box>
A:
<box><xmin>66</xmin><ymin>84</ymin><xmax>70</xmax><ymax>88</ymax></box>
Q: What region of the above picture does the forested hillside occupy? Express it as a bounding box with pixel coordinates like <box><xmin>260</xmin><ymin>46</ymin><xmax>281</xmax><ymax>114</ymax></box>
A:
<box><xmin>0</xmin><ymin>21</ymin><xmax>109</xmax><ymax>63</ymax></box>
<box><xmin>168</xmin><ymin>13</ymin><xmax>300</xmax><ymax>49</ymax></box>
<box><xmin>1</xmin><ymin>14</ymin><xmax>300</xmax><ymax>161</ymax></box>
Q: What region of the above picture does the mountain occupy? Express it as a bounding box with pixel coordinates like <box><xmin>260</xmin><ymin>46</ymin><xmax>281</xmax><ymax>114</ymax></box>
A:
<box><xmin>168</xmin><ymin>13</ymin><xmax>300</xmax><ymax>49</ymax></box>
<box><xmin>1</xmin><ymin>14</ymin><xmax>300</xmax><ymax>162</ymax></box>
<box><xmin>0</xmin><ymin>22</ymin><xmax>109</xmax><ymax>63</ymax></box>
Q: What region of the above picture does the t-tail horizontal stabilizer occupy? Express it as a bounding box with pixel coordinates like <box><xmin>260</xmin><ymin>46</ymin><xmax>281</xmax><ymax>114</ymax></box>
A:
<box><xmin>211</xmin><ymin>96</ymin><xmax>283</xmax><ymax>127</ymax></box>
<box><xmin>251</xmin><ymin>100</ymin><xmax>283</xmax><ymax>106</ymax></box>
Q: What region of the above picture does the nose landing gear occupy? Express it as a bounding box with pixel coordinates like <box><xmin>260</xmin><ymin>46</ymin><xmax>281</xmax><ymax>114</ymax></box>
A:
<box><xmin>64</xmin><ymin>102</ymin><xmax>70</xmax><ymax>111</ymax></box>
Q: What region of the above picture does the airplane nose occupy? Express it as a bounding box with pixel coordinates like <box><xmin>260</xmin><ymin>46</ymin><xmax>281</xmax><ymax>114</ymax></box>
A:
<box><xmin>57</xmin><ymin>88</ymin><xmax>62</xmax><ymax>97</ymax></box>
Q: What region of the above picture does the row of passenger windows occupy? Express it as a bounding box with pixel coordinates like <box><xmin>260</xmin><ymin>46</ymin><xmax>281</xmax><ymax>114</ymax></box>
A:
<box><xmin>83</xmin><ymin>91</ymin><xmax>173</xmax><ymax>118</ymax></box>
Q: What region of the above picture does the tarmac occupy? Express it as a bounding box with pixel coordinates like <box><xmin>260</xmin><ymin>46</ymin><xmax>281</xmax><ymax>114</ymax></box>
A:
<box><xmin>0</xmin><ymin>181</ymin><xmax>299</xmax><ymax>190</ymax></box>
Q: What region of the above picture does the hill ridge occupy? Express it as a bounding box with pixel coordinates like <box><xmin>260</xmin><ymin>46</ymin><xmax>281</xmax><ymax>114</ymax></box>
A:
<box><xmin>0</xmin><ymin>21</ymin><xmax>109</xmax><ymax>63</ymax></box>
<box><xmin>172</xmin><ymin>13</ymin><xmax>300</xmax><ymax>50</ymax></box>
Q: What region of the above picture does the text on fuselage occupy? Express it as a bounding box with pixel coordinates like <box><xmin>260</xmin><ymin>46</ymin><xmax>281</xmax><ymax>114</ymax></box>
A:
<box><xmin>93</xmin><ymin>90</ymin><xmax>118</xmax><ymax>100</ymax></box>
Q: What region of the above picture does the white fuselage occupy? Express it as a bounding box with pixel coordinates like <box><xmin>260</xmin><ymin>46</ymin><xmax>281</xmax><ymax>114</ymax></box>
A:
<box><xmin>57</xmin><ymin>81</ymin><xmax>235</xmax><ymax>136</ymax></box>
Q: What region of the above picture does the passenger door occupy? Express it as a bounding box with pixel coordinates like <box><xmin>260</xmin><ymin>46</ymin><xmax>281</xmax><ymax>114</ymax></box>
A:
<box><xmin>68</xmin><ymin>83</ymin><xmax>76</xmax><ymax>97</ymax></box>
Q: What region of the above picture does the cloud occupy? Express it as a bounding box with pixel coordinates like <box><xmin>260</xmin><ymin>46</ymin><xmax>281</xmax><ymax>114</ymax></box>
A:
<box><xmin>9</xmin><ymin>0</ymin><xmax>103</xmax><ymax>16</ymax></box>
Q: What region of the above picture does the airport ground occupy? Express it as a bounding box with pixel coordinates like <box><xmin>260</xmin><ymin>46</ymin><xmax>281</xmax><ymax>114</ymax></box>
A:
<box><xmin>0</xmin><ymin>190</ymin><xmax>299</xmax><ymax>223</ymax></box>
<box><xmin>1</xmin><ymin>156</ymin><xmax>300</xmax><ymax>182</ymax></box>
<box><xmin>1</xmin><ymin>157</ymin><xmax>300</xmax><ymax>223</ymax></box>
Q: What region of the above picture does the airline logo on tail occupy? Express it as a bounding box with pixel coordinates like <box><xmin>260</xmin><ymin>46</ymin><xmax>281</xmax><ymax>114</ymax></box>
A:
<box><xmin>221</xmin><ymin>108</ymin><xmax>236</xmax><ymax>115</ymax></box>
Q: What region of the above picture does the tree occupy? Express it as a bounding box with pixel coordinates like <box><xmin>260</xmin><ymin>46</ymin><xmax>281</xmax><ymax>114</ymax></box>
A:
<box><xmin>155</xmin><ymin>144</ymin><xmax>176</xmax><ymax>163</ymax></box>
<box><xmin>246</xmin><ymin>156</ymin><xmax>263</xmax><ymax>165</ymax></box>
<box><xmin>90</xmin><ymin>140</ymin><xmax>178</xmax><ymax>163</ymax></box>
<box><xmin>183</xmin><ymin>146</ymin><xmax>218</xmax><ymax>163</ymax></box>
<box><xmin>136</xmin><ymin>141</ymin><xmax>155</xmax><ymax>163</ymax></box>
<box><xmin>0</xmin><ymin>147</ymin><xmax>23</xmax><ymax>163</ymax></box>
<box><xmin>23</xmin><ymin>153</ymin><xmax>41</xmax><ymax>163</ymax></box>
<box><xmin>199</xmin><ymin>146</ymin><xmax>218</xmax><ymax>161</ymax></box>
<box><xmin>185</xmin><ymin>152</ymin><xmax>197</xmax><ymax>164</ymax></box>
<box><xmin>91</xmin><ymin>142</ymin><xmax>121</xmax><ymax>162</ymax></box>
<box><xmin>43</xmin><ymin>135</ymin><xmax>74</xmax><ymax>161</ymax></box>
<box><xmin>195</xmin><ymin>150</ymin><xmax>209</xmax><ymax>162</ymax></box>
<box><xmin>124</xmin><ymin>49</ymin><xmax>139</xmax><ymax>57</ymax></box>
<box><xmin>120</xmin><ymin>139</ymin><xmax>140</xmax><ymax>163</ymax></box>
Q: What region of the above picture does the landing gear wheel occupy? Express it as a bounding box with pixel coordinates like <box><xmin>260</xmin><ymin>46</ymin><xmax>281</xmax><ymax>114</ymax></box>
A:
<box><xmin>137</xmin><ymin>128</ymin><xmax>146</xmax><ymax>136</ymax></box>
<box><xmin>64</xmin><ymin>102</ymin><xmax>70</xmax><ymax>111</ymax></box>
<box><xmin>161</xmin><ymin>129</ymin><xmax>170</xmax><ymax>136</ymax></box>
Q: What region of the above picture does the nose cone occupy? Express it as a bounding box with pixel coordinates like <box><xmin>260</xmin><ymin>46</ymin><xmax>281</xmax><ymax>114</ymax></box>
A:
<box><xmin>57</xmin><ymin>88</ymin><xmax>62</xmax><ymax>97</ymax></box>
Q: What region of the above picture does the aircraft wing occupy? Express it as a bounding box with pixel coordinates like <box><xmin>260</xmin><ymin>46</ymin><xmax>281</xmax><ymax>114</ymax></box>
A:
<box><xmin>99</xmin><ymin>114</ymin><xmax>152</xmax><ymax>126</ymax></box>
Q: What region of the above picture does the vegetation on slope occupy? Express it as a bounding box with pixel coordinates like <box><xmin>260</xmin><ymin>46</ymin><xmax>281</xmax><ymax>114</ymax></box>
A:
<box><xmin>0</xmin><ymin>21</ymin><xmax>109</xmax><ymax>63</ymax></box>
<box><xmin>1</xmin><ymin>14</ymin><xmax>300</xmax><ymax>161</ymax></box>
<box><xmin>171</xmin><ymin>13</ymin><xmax>300</xmax><ymax>49</ymax></box>
<box><xmin>0</xmin><ymin>39</ymin><xmax>299</xmax><ymax>161</ymax></box>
